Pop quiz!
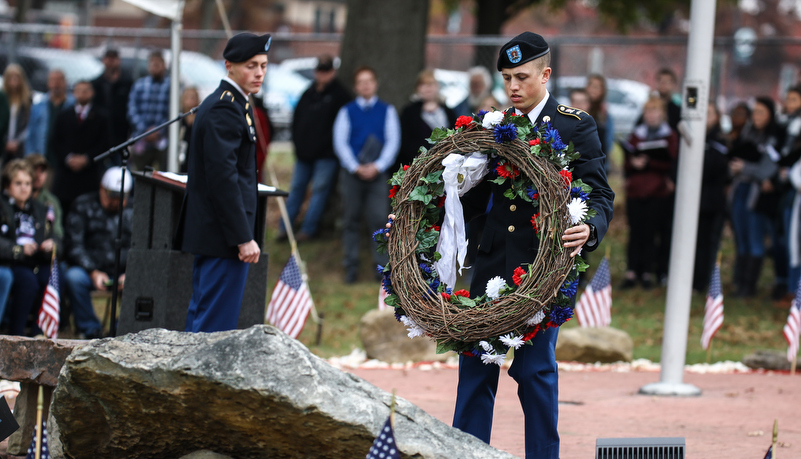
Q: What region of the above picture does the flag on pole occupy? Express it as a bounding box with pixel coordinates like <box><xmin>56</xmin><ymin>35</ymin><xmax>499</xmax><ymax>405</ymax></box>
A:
<box><xmin>763</xmin><ymin>445</ymin><xmax>772</xmax><ymax>459</ymax></box>
<box><xmin>24</xmin><ymin>422</ymin><xmax>49</xmax><ymax>459</ymax></box>
<box><xmin>365</xmin><ymin>417</ymin><xmax>400</xmax><ymax>459</ymax></box>
<box><xmin>37</xmin><ymin>256</ymin><xmax>60</xmax><ymax>339</ymax></box>
<box><xmin>266</xmin><ymin>255</ymin><xmax>312</xmax><ymax>339</ymax></box>
<box><xmin>701</xmin><ymin>264</ymin><xmax>724</xmax><ymax>350</ymax></box>
<box><xmin>576</xmin><ymin>257</ymin><xmax>612</xmax><ymax>327</ymax></box>
<box><xmin>783</xmin><ymin>279</ymin><xmax>801</xmax><ymax>362</ymax></box>
<box><xmin>378</xmin><ymin>286</ymin><xmax>389</xmax><ymax>310</ymax></box>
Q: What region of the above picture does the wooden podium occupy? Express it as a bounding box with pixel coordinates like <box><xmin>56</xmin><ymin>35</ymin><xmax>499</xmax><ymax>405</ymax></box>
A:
<box><xmin>117</xmin><ymin>171</ymin><xmax>287</xmax><ymax>335</ymax></box>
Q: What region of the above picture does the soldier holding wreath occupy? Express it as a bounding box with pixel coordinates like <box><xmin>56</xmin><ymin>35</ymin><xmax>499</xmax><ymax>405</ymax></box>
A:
<box><xmin>454</xmin><ymin>32</ymin><xmax>614</xmax><ymax>458</ymax></box>
<box><xmin>383</xmin><ymin>32</ymin><xmax>613</xmax><ymax>458</ymax></box>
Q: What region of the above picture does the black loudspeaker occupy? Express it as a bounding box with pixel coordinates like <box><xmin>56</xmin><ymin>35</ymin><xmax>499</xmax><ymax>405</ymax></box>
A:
<box><xmin>117</xmin><ymin>249</ymin><xmax>268</xmax><ymax>334</ymax></box>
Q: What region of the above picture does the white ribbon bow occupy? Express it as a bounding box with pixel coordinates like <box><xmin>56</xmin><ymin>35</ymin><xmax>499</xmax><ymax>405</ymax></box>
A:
<box><xmin>434</xmin><ymin>152</ymin><xmax>488</xmax><ymax>289</ymax></box>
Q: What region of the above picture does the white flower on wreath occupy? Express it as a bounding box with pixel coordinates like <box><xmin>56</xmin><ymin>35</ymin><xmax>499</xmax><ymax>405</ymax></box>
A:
<box><xmin>479</xmin><ymin>340</ymin><xmax>493</xmax><ymax>353</ymax></box>
<box><xmin>500</xmin><ymin>333</ymin><xmax>525</xmax><ymax>350</ymax></box>
<box><xmin>526</xmin><ymin>310</ymin><xmax>546</xmax><ymax>326</ymax></box>
<box><xmin>482</xmin><ymin>110</ymin><xmax>505</xmax><ymax>129</ymax></box>
<box><xmin>399</xmin><ymin>315</ymin><xmax>426</xmax><ymax>339</ymax></box>
<box><xmin>481</xmin><ymin>352</ymin><xmax>507</xmax><ymax>366</ymax></box>
<box><xmin>567</xmin><ymin>197</ymin><xmax>588</xmax><ymax>225</ymax></box>
<box><xmin>485</xmin><ymin>276</ymin><xmax>507</xmax><ymax>300</ymax></box>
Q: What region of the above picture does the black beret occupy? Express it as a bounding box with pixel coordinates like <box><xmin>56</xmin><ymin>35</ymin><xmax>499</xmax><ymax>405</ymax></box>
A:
<box><xmin>223</xmin><ymin>33</ymin><xmax>272</xmax><ymax>63</ymax></box>
<box><xmin>497</xmin><ymin>32</ymin><xmax>550</xmax><ymax>71</ymax></box>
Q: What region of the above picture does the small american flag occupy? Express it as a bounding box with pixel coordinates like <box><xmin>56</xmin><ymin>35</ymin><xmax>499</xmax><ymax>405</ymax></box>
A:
<box><xmin>763</xmin><ymin>445</ymin><xmax>772</xmax><ymax>459</ymax></box>
<box><xmin>366</xmin><ymin>417</ymin><xmax>400</xmax><ymax>459</ymax></box>
<box><xmin>576</xmin><ymin>257</ymin><xmax>611</xmax><ymax>327</ymax></box>
<box><xmin>24</xmin><ymin>422</ymin><xmax>49</xmax><ymax>459</ymax></box>
<box><xmin>265</xmin><ymin>255</ymin><xmax>312</xmax><ymax>339</ymax></box>
<box><xmin>701</xmin><ymin>264</ymin><xmax>724</xmax><ymax>350</ymax></box>
<box><xmin>378</xmin><ymin>287</ymin><xmax>389</xmax><ymax>310</ymax></box>
<box><xmin>37</xmin><ymin>256</ymin><xmax>60</xmax><ymax>339</ymax></box>
<box><xmin>783</xmin><ymin>279</ymin><xmax>801</xmax><ymax>363</ymax></box>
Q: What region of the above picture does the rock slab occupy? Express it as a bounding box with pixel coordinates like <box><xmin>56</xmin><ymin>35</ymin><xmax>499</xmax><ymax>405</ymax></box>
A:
<box><xmin>360</xmin><ymin>309</ymin><xmax>450</xmax><ymax>363</ymax></box>
<box><xmin>51</xmin><ymin>326</ymin><xmax>516</xmax><ymax>459</ymax></box>
<box><xmin>0</xmin><ymin>336</ymin><xmax>84</xmax><ymax>386</ymax></box>
<box><xmin>555</xmin><ymin>326</ymin><xmax>634</xmax><ymax>363</ymax></box>
<box><xmin>742</xmin><ymin>349</ymin><xmax>791</xmax><ymax>371</ymax></box>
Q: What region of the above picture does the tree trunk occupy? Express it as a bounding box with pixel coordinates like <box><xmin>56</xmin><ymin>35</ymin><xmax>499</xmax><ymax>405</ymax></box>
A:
<box><xmin>339</xmin><ymin>0</ymin><xmax>430</xmax><ymax>110</ymax></box>
<box><xmin>473</xmin><ymin>0</ymin><xmax>514</xmax><ymax>70</ymax></box>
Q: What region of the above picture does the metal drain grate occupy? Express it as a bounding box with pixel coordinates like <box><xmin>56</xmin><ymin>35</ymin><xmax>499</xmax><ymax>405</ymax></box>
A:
<box><xmin>596</xmin><ymin>437</ymin><xmax>685</xmax><ymax>459</ymax></box>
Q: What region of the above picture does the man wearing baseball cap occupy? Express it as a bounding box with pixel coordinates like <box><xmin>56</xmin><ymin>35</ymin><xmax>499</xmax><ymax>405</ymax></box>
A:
<box><xmin>453</xmin><ymin>32</ymin><xmax>614</xmax><ymax>458</ymax></box>
<box><xmin>62</xmin><ymin>166</ymin><xmax>134</xmax><ymax>339</ymax></box>
<box><xmin>180</xmin><ymin>32</ymin><xmax>270</xmax><ymax>333</ymax></box>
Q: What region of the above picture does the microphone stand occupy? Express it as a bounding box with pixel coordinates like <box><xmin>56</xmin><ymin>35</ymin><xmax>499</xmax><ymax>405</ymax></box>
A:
<box><xmin>94</xmin><ymin>106</ymin><xmax>199</xmax><ymax>337</ymax></box>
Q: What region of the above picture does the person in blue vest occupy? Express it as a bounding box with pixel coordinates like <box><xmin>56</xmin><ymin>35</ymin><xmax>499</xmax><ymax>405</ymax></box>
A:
<box><xmin>453</xmin><ymin>32</ymin><xmax>614</xmax><ymax>459</ymax></box>
<box><xmin>332</xmin><ymin>66</ymin><xmax>400</xmax><ymax>284</ymax></box>
<box><xmin>180</xmin><ymin>32</ymin><xmax>270</xmax><ymax>333</ymax></box>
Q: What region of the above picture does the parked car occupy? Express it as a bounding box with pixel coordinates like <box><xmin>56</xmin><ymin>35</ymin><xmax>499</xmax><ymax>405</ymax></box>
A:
<box><xmin>551</xmin><ymin>76</ymin><xmax>651</xmax><ymax>137</ymax></box>
<box><xmin>263</xmin><ymin>63</ymin><xmax>312</xmax><ymax>136</ymax></box>
<box><xmin>0</xmin><ymin>46</ymin><xmax>104</xmax><ymax>93</ymax></box>
<box><xmin>84</xmin><ymin>46</ymin><xmax>227</xmax><ymax>100</ymax></box>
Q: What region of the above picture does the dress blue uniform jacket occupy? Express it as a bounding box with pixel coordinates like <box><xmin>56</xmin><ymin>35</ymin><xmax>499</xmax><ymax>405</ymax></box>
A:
<box><xmin>463</xmin><ymin>95</ymin><xmax>615</xmax><ymax>291</ymax></box>
<box><xmin>181</xmin><ymin>80</ymin><xmax>258</xmax><ymax>258</ymax></box>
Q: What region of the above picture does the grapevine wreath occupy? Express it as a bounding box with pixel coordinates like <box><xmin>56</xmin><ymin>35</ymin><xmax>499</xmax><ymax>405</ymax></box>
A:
<box><xmin>374</xmin><ymin>109</ymin><xmax>595</xmax><ymax>365</ymax></box>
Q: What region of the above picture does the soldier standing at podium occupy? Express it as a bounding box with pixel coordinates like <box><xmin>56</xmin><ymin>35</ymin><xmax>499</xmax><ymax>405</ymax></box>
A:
<box><xmin>181</xmin><ymin>33</ymin><xmax>270</xmax><ymax>333</ymax></box>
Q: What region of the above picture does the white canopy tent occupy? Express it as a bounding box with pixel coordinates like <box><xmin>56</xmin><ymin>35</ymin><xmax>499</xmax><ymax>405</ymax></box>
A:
<box><xmin>121</xmin><ymin>0</ymin><xmax>185</xmax><ymax>173</ymax></box>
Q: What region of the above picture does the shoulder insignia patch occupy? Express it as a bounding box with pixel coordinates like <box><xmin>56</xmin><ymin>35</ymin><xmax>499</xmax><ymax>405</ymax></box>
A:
<box><xmin>220</xmin><ymin>90</ymin><xmax>235</xmax><ymax>102</ymax></box>
<box><xmin>557</xmin><ymin>104</ymin><xmax>585</xmax><ymax>120</ymax></box>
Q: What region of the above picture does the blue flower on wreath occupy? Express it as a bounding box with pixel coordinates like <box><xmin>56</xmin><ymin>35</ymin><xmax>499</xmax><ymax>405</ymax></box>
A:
<box><xmin>372</xmin><ymin>228</ymin><xmax>385</xmax><ymax>242</ymax></box>
<box><xmin>571</xmin><ymin>187</ymin><xmax>589</xmax><ymax>201</ymax></box>
<box><xmin>394</xmin><ymin>309</ymin><xmax>403</xmax><ymax>322</ymax></box>
<box><xmin>382</xmin><ymin>275</ymin><xmax>393</xmax><ymax>295</ymax></box>
<box><xmin>477</xmin><ymin>109</ymin><xmax>489</xmax><ymax>120</ymax></box>
<box><xmin>543</xmin><ymin>123</ymin><xmax>567</xmax><ymax>151</ymax></box>
<box><xmin>549</xmin><ymin>305</ymin><xmax>574</xmax><ymax>326</ymax></box>
<box><xmin>429</xmin><ymin>278</ymin><xmax>441</xmax><ymax>292</ymax></box>
<box><xmin>526</xmin><ymin>185</ymin><xmax>539</xmax><ymax>200</ymax></box>
<box><xmin>419</xmin><ymin>262</ymin><xmax>433</xmax><ymax>275</ymax></box>
<box><xmin>560</xmin><ymin>277</ymin><xmax>579</xmax><ymax>298</ymax></box>
<box><xmin>493</xmin><ymin>123</ymin><xmax>518</xmax><ymax>144</ymax></box>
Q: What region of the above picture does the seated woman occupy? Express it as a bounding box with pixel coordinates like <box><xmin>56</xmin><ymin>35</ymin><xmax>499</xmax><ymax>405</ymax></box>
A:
<box><xmin>0</xmin><ymin>160</ymin><xmax>59</xmax><ymax>336</ymax></box>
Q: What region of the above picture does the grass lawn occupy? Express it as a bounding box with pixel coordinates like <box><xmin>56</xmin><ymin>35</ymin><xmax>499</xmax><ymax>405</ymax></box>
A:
<box><xmin>262</xmin><ymin>143</ymin><xmax>790</xmax><ymax>364</ymax></box>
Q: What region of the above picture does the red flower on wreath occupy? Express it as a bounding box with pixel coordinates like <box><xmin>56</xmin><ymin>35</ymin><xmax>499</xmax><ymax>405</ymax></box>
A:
<box><xmin>531</xmin><ymin>213</ymin><xmax>540</xmax><ymax>232</ymax></box>
<box><xmin>513</xmin><ymin>266</ymin><xmax>526</xmax><ymax>286</ymax></box>
<box><xmin>441</xmin><ymin>292</ymin><xmax>451</xmax><ymax>301</ymax></box>
<box><xmin>528</xmin><ymin>138</ymin><xmax>541</xmax><ymax>146</ymax></box>
<box><xmin>436</xmin><ymin>195</ymin><xmax>447</xmax><ymax>208</ymax></box>
<box><xmin>453</xmin><ymin>289</ymin><xmax>470</xmax><ymax>298</ymax></box>
<box><xmin>496</xmin><ymin>162</ymin><xmax>520</xmax><ymax>179</ymax></box>
<box><xmin>559</xmin><ymin>170</ymin><xmax>572</xmax><ymax>187</ymax></box>
<box><xmin>455</xmin><ymin>116</ymin><xmax>474</xmax><ymax>129</ymax></box>
<box><xmin>389</xmin><ymin>185</ymin><xmax>400</xmax><ymax>198</ymax></box>
<box><xmin>425</xmin><ymin>225</ymin><xmax>441</xmax><ymax>232</ymax></box>
<box><xmin>522</xmin><ymin>324</ymin><xmax>541</xmax><ymax>342</ymax></box>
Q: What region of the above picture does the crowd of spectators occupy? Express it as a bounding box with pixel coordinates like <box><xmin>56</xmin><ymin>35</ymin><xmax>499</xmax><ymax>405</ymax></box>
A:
<box><xmin>0</xmin><ymin>47</ymin><xmax>190</xmax><ymax>337</ymax></box>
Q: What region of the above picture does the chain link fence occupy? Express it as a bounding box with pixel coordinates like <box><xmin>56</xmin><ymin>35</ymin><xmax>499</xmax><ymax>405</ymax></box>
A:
<box><xmin>1</xmin><ymin>23</ymin><xmax>799</xmax><ymax>139</ymax></box>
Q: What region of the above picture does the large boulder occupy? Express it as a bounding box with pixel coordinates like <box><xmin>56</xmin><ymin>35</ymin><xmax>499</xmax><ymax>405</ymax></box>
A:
<box><xmin>555</xmin><ymin>326</ymin><xmax>634</xmax><ymax>363</ymax></box>
<box><xmin>51</xmin><ymin>326</ymin><xmax>516</xmax><ymax>459</ymax></box>
<box><xmin>742</xmin><ymin>349</ymin><xmax>791</xmax><ymax>371</ymax></box>
<box><xmin>360</xmin><ymin>309</ymin><xmax>450</xmax><ymax>363</ymax></box>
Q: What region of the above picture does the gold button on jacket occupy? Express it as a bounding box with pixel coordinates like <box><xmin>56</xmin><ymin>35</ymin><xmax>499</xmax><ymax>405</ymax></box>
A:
<box><xmin>509</xmin><ymin>204</ymin><xmax>517</xmax><ymax>212</ymax></box>
<box><xmin>508</xmin><ymin>225</ymin><xmax>515</xmax><ymax>232</ymax></box>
